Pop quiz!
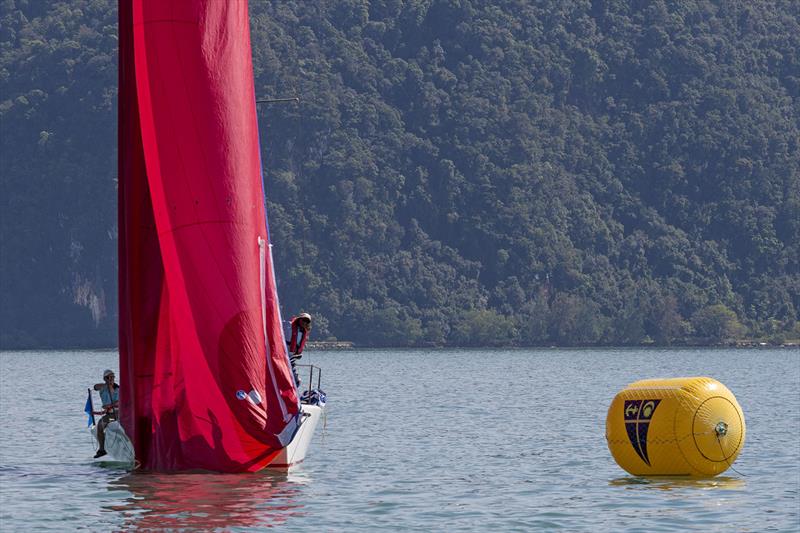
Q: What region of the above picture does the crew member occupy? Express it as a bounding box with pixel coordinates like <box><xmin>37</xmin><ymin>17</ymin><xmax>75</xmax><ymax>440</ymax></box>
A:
<box><xmin>92</xmin><ymin>369</ymin><xmax>119</xmax><ymax>459</ymax></box>
<box><xmin>288</xmin><ymin>313</ymin><xmax>312</xmax><ymax>386</ymax></box>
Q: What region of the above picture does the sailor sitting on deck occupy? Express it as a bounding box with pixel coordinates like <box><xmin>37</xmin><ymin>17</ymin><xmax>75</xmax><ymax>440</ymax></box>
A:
<box><xmin>92</xmin><ymin>369</ymin><xmax>119</xmax><ymax>458</ymax></box>
<box><xmin>288</xmin><ymin>313</ymin><xmax>312</xmax><ymax>386</ymax></box>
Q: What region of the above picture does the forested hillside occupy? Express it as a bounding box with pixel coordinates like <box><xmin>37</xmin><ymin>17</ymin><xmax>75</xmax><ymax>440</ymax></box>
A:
<box><xmin>2</xmin><ymin>0</ymin><xmax>798</xmax><ymax>348</ymax></box>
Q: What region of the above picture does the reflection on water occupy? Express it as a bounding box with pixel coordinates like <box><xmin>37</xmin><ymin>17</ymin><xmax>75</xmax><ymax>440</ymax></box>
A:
<box><xmin>106</xmin><ymin>469</ymin><xmax>308</xmax><ymax>530</ymax></box>
<box><xmin>609</xmin><ymin>476</ymin><xmax>746</xmax><ymax>491</ymax></box>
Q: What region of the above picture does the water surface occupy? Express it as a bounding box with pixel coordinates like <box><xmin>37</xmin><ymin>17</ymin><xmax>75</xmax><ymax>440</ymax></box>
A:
<box><xmin>1</xmin><ymin>348</ymin><xmax>798</xmax><ymax>531</ymax></box>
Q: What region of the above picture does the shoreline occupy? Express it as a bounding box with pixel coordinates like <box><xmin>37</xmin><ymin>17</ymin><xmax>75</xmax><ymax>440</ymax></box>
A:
<box><xmin>1</xmin><ymin>341</ymin><xmax>797</xmax><ymax>352</ymax></box>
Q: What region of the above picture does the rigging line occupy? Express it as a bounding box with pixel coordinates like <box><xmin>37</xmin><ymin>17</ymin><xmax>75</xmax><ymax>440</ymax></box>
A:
<box><xmin>716</xmin><ymin>433</ymin><xmax>745</xmax><ymax>477</ymax></box>
<box><xmin>88</xmin><ymin>428</ymin><xmax>98</xmax><ymax>452</ymax></box>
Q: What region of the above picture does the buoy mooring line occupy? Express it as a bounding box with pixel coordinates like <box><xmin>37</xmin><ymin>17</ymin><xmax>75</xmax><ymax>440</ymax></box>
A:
<box><xmin>715</xmin><ymin>421</ymin><xmax>745</xmax><ymax>477</ymax></box>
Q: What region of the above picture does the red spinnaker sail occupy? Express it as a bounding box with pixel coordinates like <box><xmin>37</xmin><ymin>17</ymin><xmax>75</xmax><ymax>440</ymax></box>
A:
<box><xmin>118</xmin><ymin>0</ymin><xmax>300</xmax><ymax>472</ymax></box>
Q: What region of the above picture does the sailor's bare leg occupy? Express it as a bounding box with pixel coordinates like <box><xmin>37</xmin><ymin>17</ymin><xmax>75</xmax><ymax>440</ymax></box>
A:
<box><xmin>98</xmin><ymin>419</ymin><xmax>106</xmax><ymax>449</ymax></box>
<box><xmin>95</xmin><ymin>416</ymin><xmax>108</xmax><ymax>457</ymax></box>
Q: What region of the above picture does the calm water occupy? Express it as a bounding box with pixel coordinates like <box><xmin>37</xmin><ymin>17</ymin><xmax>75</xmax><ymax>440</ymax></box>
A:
<box><xmin>1</xmin><ymin>348</ymin><xmax>798</xmax><ymax>531</ymax></box>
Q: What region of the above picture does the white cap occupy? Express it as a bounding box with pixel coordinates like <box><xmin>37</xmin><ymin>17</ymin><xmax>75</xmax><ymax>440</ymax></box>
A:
<box><xmin>103</xmin><ymin>369</ymin><xmax>114</xmax><ymax>378</ymax></box>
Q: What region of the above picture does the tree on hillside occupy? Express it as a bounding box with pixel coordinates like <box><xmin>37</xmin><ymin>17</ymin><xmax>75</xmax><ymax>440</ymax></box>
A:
<box><xmin>691</xmin><ymin>304</ymin><xmax>745</xmax><ymax>343</ymax></box>
<box><xmin>2</xmin><ymin>0</ymin><xmax>798</xmax><ymax>348</ymax></box>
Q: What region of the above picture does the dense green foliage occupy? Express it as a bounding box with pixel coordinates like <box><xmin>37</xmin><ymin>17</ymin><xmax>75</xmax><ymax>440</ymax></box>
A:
<box><xmin>1</xmin><ymin>0</ymin><xmax>798</xmax><ymax>348</ymax></box>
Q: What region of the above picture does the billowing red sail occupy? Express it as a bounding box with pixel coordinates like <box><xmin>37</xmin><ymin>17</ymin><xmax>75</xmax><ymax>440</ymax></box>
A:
<box><xmin>118</xmin><ymin>0</ymin><xmax>300</xmax><ymax>472</ymax></box>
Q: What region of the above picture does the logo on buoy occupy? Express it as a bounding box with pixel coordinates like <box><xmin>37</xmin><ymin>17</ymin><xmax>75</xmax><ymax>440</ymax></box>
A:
<box><xmin>624</xmin><ymin>399</ymin><xmax>661</xmax><ymax>466</ymax></box>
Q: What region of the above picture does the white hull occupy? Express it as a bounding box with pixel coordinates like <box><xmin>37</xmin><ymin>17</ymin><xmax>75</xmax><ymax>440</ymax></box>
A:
<box><xmin>266</xmin><ymin>404</ymin><xmax>323</xmax><ymax>469</ymax></box>
<box><xmin>88</xmin><ymin>404</ymin><xmax>323</xmax><ymax>470</ymax></box>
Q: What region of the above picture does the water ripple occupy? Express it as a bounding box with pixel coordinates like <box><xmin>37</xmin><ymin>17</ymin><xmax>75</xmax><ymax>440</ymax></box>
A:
<box><xmin>1</xmin><ymin>348</ymin><xmax>798</xmax><ymax>531</ymax></box>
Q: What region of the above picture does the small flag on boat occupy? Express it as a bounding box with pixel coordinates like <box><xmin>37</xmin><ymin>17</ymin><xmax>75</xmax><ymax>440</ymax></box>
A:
<box><xmin>84</xmin><ymin>391</ymin><xmax>93</xmax><ymax>427</ymax></box>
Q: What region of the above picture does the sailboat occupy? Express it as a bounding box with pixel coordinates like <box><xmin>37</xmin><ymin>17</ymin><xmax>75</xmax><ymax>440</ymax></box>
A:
<box><xmin>87</xmin><ymin>0</ymin><xmax>325</xmax><ymax>472</ymax></box>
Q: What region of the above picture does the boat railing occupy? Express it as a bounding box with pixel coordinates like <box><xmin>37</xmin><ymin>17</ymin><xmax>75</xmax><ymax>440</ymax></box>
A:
<box><xmin>295</xmin><ymin>364</ymin><xmax>322</xmax><ymax>397</ymax></box>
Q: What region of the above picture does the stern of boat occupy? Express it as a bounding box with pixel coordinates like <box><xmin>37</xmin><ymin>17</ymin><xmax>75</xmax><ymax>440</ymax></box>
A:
<box><xmin>90</xmin><ymin>420</ymin><xmax>135</xmax><ymax>464</ymax></box>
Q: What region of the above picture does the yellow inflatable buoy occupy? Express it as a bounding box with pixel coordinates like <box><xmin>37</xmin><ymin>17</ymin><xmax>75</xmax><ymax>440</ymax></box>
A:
<box><xmin>606</xmin><ymin>377</ymin><xmax>745</xmax><ymax>477</ymax></box>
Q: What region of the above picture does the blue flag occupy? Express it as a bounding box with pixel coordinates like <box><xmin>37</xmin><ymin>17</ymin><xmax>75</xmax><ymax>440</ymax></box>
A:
<box><xmin>84</xmin><ymin>391</ymin><xmax>94</xmax><ymax>427</ymax></box>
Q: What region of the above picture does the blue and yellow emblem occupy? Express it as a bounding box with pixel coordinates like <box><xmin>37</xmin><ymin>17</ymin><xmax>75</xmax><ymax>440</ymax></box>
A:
<box><xmin>623</xmin><ymin>399</ymin><xmax>660</xmax><ymax>465</ymax></box>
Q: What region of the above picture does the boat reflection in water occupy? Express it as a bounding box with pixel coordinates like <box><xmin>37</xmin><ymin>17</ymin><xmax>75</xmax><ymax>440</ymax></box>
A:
<box><xmin>609</xmin><ymin>476</ymin><xmax>746</xmax><ymax>491</ymax></box>
<box><xmin>105</xmin><ymin>470</ymin><xmax>309</xmax><ymax>530</ymax></box>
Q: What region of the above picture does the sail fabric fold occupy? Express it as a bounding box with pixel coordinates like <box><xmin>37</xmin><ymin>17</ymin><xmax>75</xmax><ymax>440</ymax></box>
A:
<box><xmin>118</xmin><ymin>0</ymin><xmax>299</xmax><ymax>472</ymax></box>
